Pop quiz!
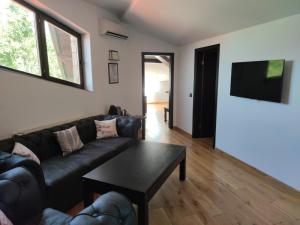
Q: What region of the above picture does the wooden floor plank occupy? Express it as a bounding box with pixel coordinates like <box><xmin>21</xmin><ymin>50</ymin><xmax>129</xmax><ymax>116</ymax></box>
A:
<box><xmin>150</xmin><ymin>208</ymin><xmax>172</xmax><ymax>225</ymax></box>
<box><xmin>68</xmin><ymin>104</ymin><xmax>300</xmax><ymax>225</ymax></box>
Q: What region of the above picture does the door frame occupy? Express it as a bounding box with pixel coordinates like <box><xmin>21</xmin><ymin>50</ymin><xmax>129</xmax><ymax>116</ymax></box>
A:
<box><xmin>142</xmin><ymin>52</ymin><xmax>174</xmax><ymax>129</ymax></box>
<box><xmin>192</xmin><ymin>44</ymin><xmax>220</xmax><ymax>148</ymax></box>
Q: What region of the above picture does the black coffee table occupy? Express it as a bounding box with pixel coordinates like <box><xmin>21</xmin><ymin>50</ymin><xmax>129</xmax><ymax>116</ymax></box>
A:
<box><xmin>82</xmin><ymin>141</ymin><xmax>186</xmax><ymax>225</ymax></box>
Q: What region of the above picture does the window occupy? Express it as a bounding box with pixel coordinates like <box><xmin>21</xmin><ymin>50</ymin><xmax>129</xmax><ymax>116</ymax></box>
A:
<box><xmin>0</xmin><ymin>0</ymin><xmax>40</xmax><ymax>75</ymax></box>
<box><xmin>0</xmin><ymin>0</ymin><xmax>84</xmax><ymax>88</ymax></box>
<box><xmin>45</xmin><ymin>21</ymin><xmax>81</xmax><ymax>84</ymax></box>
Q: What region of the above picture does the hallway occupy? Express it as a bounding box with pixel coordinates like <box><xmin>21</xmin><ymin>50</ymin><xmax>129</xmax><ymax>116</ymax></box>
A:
<box><xmin>146</xmin><ymin>103</ymin><xmax>169</xmax><ymax>140</ymax></box>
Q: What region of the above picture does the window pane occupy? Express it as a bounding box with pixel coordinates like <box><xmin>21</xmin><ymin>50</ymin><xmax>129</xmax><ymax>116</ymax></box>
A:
<box><xmin>0</xmin><ymin>0</ymin><xmax>40</xmax><ymax>75</ymax></box>
<box><xmin>45</xmin><ymin>21</ymin><xmax>81</xmax><ymax>84</ymax></box>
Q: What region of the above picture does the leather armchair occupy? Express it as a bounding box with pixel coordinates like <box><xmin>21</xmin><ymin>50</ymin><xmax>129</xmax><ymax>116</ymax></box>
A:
<box><xmin>0</xmin><ymin>167</ymin><xmax>137</xmax><ymax>225</ymax></box>
<box><xmin>0</xmin><ymin>151</ymin><xmax>46</xmax><ymax>194</ymax></box>
<box><xmin>70</xmin><ymin>192</ymin><xmax>136</xmax><ymax>225</ymax></box>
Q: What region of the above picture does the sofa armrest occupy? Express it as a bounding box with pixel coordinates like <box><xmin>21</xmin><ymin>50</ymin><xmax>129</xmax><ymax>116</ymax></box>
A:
<box><xmin>0</xmin><ymin>167</ymin><xmax>44</xmax><ymax>225</ymax></box>
<box><xmin>70</xmin><ymin>192</ymin><xmax>137</xmax><ymax>225</ymax></box>
<box><xmin>0</xmin><ymin>152</ymin><xmax>46</xmax><ymax>198</ymax></box>
<box><xmin>103</xmin><ymin>116</ymin><xmax>141</xmax><ymax>139</ymax></box>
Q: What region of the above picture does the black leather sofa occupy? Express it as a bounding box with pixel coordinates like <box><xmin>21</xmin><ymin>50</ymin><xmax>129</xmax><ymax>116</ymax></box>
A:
<box><xmin>0</xmin><ymin>115</ymin><xmax>140</xmax><ymax>211</ymax></box>
<box><xmin>0</xmin><ymin>166</ymin><xmax>137</xmax><ymax>225</ymax></box>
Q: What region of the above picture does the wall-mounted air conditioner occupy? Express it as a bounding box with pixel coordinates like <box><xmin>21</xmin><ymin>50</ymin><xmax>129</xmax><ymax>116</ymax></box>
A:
<box><xmin>99</xmin><ymin>19</ymin><xmax>128</xmax><ymax>40</ymax></box>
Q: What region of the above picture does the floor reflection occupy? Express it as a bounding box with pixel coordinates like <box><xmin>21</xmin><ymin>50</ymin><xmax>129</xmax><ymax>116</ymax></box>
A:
<box><xmin>146</xmin><ymin>103</ymin><xmax>169</xmax><ymax>141</ymax></box>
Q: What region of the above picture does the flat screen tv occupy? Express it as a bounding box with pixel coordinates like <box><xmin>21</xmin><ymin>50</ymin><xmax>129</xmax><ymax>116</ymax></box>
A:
<box><xmin>230</xmin><ymin>59</ymin><xmax>285</xmax><ymax>103</ymax></box>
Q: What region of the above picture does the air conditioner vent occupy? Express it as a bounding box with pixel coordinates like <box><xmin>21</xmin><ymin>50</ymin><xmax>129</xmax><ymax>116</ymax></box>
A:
<box><xmin>105</xmin><ymin>31</ymin><xmax>128</xmax><ymax>40</ymax></box>
<box><xmin>99</xmin><ymin>19</ymin><xmax>128</xmax><ymax>40</ymax></box>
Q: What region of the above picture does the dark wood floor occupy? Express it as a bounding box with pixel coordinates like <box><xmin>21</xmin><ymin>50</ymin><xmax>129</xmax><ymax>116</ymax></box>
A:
<box><xmin>69</xmin><ymin>104</ymin><xmax>300</xmax><ymax>225</ymax></box>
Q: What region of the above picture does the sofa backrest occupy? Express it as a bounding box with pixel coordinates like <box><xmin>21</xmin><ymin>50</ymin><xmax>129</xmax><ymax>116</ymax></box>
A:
<box><xmin>0</xmin><ymin>139</ymin><xmax>14</xmax><ymax>154</ymax></box>
<box><xmin>0</xmin><ymin>115</ymin><xmax>140</xmax><ymax>162</ymax></box>
<box><xmin>0</xmin><ymin>115</ymin><xmax>105</xmax><ymax>161</ymax></box>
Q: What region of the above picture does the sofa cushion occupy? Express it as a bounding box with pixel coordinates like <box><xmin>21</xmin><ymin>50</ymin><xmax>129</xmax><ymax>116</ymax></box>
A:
<box><xmin>95</xmin><ymin>119</ymin><xmax>118</xmax><ymax>139</ymax></box>
<box><xmin>41</xmin><ymin>137</ymin><xmax>135</xmax><ymax>187</ymax></box>
<box><xmin>87</xmin><ymin>115</ymin><xmax>141</xmax><ymax>138</ymax></box>
<box><xmin>54</xmin><ymin>126</ymin><xmax>84</xmax><ymax>156</ymax></box>
<box><xmin>89</xmin><ymin>137</ymin><xmax>135</xmax><ymax>152</ymax></box>
<box><xmin>8</xmin><ymin>115</ymin><xmax>140</xmax><ymax>163</ymax></box>
<box><xmin>14</xmin><ymin>130</ymin><xmax>62</xmax><ymax>161</ymax></box>
<box><xmin>73</xmin><ymin>137</ymin><xmax>135</xmax><ymax>169</ymax></box>
<box><xmin>12</xmin><ymin>116</ymin><xmax>106</xmax><ymax>162</ymax></box>
<box><xmin>38</xmin><ymin>208</ymin><xmax>71</xmax><ymax>225</ymax></box>
<box><xmin>41</xmin><ymin>155</ymin><xmax>89</xmax><ymax>188</ymax></box>
<box><xmin>40</xmin><ymin>137</ymin><xmax>135</xmax><ymax>211</ymax></box>
<box><xmin>40</xmin><ymin>154</ymin><xmax>91</xmax><ymax>211</ymax></box>
<box><xmin>50</xmin><ymin>118</ymin><xmax>99</xmax><ymax>144</ymax></box>
<box><xmin>104</xmin><ymin>116</ymin><xmax>141</xmax><ymax>138</ymax></box>
<box><xmin>0</xmin><ymin>138</ymin><xmax>15</xmax><ymax>153</ymax></box>
<box><xmin>12</xmin><ymin>142</ymin><xmax>40</xmax><ymax>165</ymax></box>
<box><xmin>0</xmin><ymin>209</ymin><xmax>13</xmax><ymax>225</ymax></box>
<box><xmin>75</xmin><ymin>118</ymin><xmax>98</xmax><ymax>144</ymax></box>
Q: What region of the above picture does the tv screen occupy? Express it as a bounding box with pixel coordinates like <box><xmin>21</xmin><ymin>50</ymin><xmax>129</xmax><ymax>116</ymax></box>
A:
<box><xmin>230</xmin><ymin>60</ymin><xmax>285</xmax><ymax>102</ymax></box>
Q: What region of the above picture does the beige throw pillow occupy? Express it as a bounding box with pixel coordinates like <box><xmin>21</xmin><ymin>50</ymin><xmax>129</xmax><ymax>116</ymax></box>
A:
<box><xmin>54</xmin><ymin>126</ymin><xmax>84</xmax><ymax>156</ymax></box>
<box><xmin>0</xmin><ymin>210</ymin><xmax>13</xmax><ymax>225</ymax></box>
<box><xmin>12</xmin><ymin>142</ymin><xmax>40</xmax><ymax>165</ymax></box>
<box><xmin>95</xmin><ymin>118</ymin><xmax>118</xmax><ymax>139</ymax></box>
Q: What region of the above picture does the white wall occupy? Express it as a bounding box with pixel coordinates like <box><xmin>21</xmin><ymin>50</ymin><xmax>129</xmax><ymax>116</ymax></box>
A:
<box><xmin>0</xmin><ymin>0</ymin><xmax>176</xmax><ymax>139</ymax></box>
<box><xmin>102</xmin><ymin>28</ymin><xmax>176</xmax><ymax>114</ymax></box>
<box><xmin>159</xmin><ymin>80</ymin><xmax>170</xmax><ymax>102</ymax></box>
<box><xmin>176</xmin><ymin>14</ymin><xmax>300</xmax><ymax>191</ymax></box>
<box><xmin>145</xmin><ymin>63</ymin><xmax>169</xmax><ymax>103</ymax></box>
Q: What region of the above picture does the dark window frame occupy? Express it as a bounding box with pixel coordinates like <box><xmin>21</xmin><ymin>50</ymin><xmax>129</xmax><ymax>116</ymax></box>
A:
<box><xmin>0</xmin><ymin>0</ymin><xmax>85</xmax><ymax>89</ymax></box>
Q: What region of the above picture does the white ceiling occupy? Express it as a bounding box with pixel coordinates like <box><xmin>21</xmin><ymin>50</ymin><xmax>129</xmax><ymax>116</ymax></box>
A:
<box><xmin>85</xmin><ymin>0</ymin><xmax>132</xmax><ymax>17</ymax></box>
<box><xmin>85</xmin><ymin>0</ymin><xmax>300</xmax><ymax>45</ymax></box>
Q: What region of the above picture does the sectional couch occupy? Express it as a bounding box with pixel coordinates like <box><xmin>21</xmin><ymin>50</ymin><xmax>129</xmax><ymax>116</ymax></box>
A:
<box><xmin>0</xmin><ymin>115</ymin><xmax>141</xmax><ymax>211</ymax></box>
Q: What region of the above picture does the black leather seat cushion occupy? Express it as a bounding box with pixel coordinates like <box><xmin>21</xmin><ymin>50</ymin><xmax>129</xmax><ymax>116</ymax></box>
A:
<box><xmin>78</xmin><ymin>138</ymin><xmax>136</xmax><ymax>169</ymax></box>
<box><xmin>41</xmin><ymin>154</ymin><xmax>88</xmax><ymax>188</ymax></box>
<box><xmin>41</xmin><ymin>137</ymin><xmax>135</xmax><ymax>210</ymax></box>
<box><xmin>41</xmin><ymin>137</ymin><xmax>135</xmax><ymax>187</ymax></box>
<box><xmin>40</xmin><ymin>153</ymin><xmax>89</xmax><ymax>210</ymax></box>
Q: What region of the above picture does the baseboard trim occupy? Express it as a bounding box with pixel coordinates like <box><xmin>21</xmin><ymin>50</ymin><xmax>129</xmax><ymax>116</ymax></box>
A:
<box><xmin>173</xmin><ymin>126</ymin><xmax>192</xmax><ymax>137</ymax></box>
<box><xmin>147</xmin><ymin>102</ymin><xmax>168</xmax><ymax>104</ymax></box>
<box><xmin>172</xmin><ymin>127</ymin><xmax>299</xmax><ymax>192</ymax></box>
<box><xmin>214</xmin><ymin>147</ymin><xmax>300</xmax><ymax>193</ymax></box>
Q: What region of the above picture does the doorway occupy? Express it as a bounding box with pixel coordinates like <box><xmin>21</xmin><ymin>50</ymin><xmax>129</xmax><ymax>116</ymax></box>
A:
<box><xmin>142</xmin><ymin>52</ymin><xmax>174</xmax><ymax>139</ymax></box>
<box><xmin>192</xmin><ymin>44</ymin><xmax>220</xmax><ymax>148</ymax></box>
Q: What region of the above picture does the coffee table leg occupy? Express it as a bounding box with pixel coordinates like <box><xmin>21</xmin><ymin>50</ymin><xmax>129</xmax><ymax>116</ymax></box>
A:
<box><xmin>83</xmin><ymin>180</ymin><xmax>94</xmax><ymax>207</ymax></box>
<box><xmin>180</xmin><ymin>158</ymin><xmax>186</xmax><ymax>181</ymax></box>
<box><xmin>138</xmin><ymin>200</ymin><xmax>148</xmax><ymax>225</ymax></box>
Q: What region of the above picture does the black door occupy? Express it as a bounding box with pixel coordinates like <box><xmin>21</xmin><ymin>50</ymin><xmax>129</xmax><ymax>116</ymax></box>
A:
<box><xmin>193</xmin><ymin>45</ymin><xmax>219</xmax><ymax>140</ymax></box>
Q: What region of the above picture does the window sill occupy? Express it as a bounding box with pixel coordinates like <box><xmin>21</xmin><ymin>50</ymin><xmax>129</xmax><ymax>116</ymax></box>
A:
<box><xmin>0</xmin><ymin>65</ymin><xmax>86</xmax><ymax>91</ymax></box>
